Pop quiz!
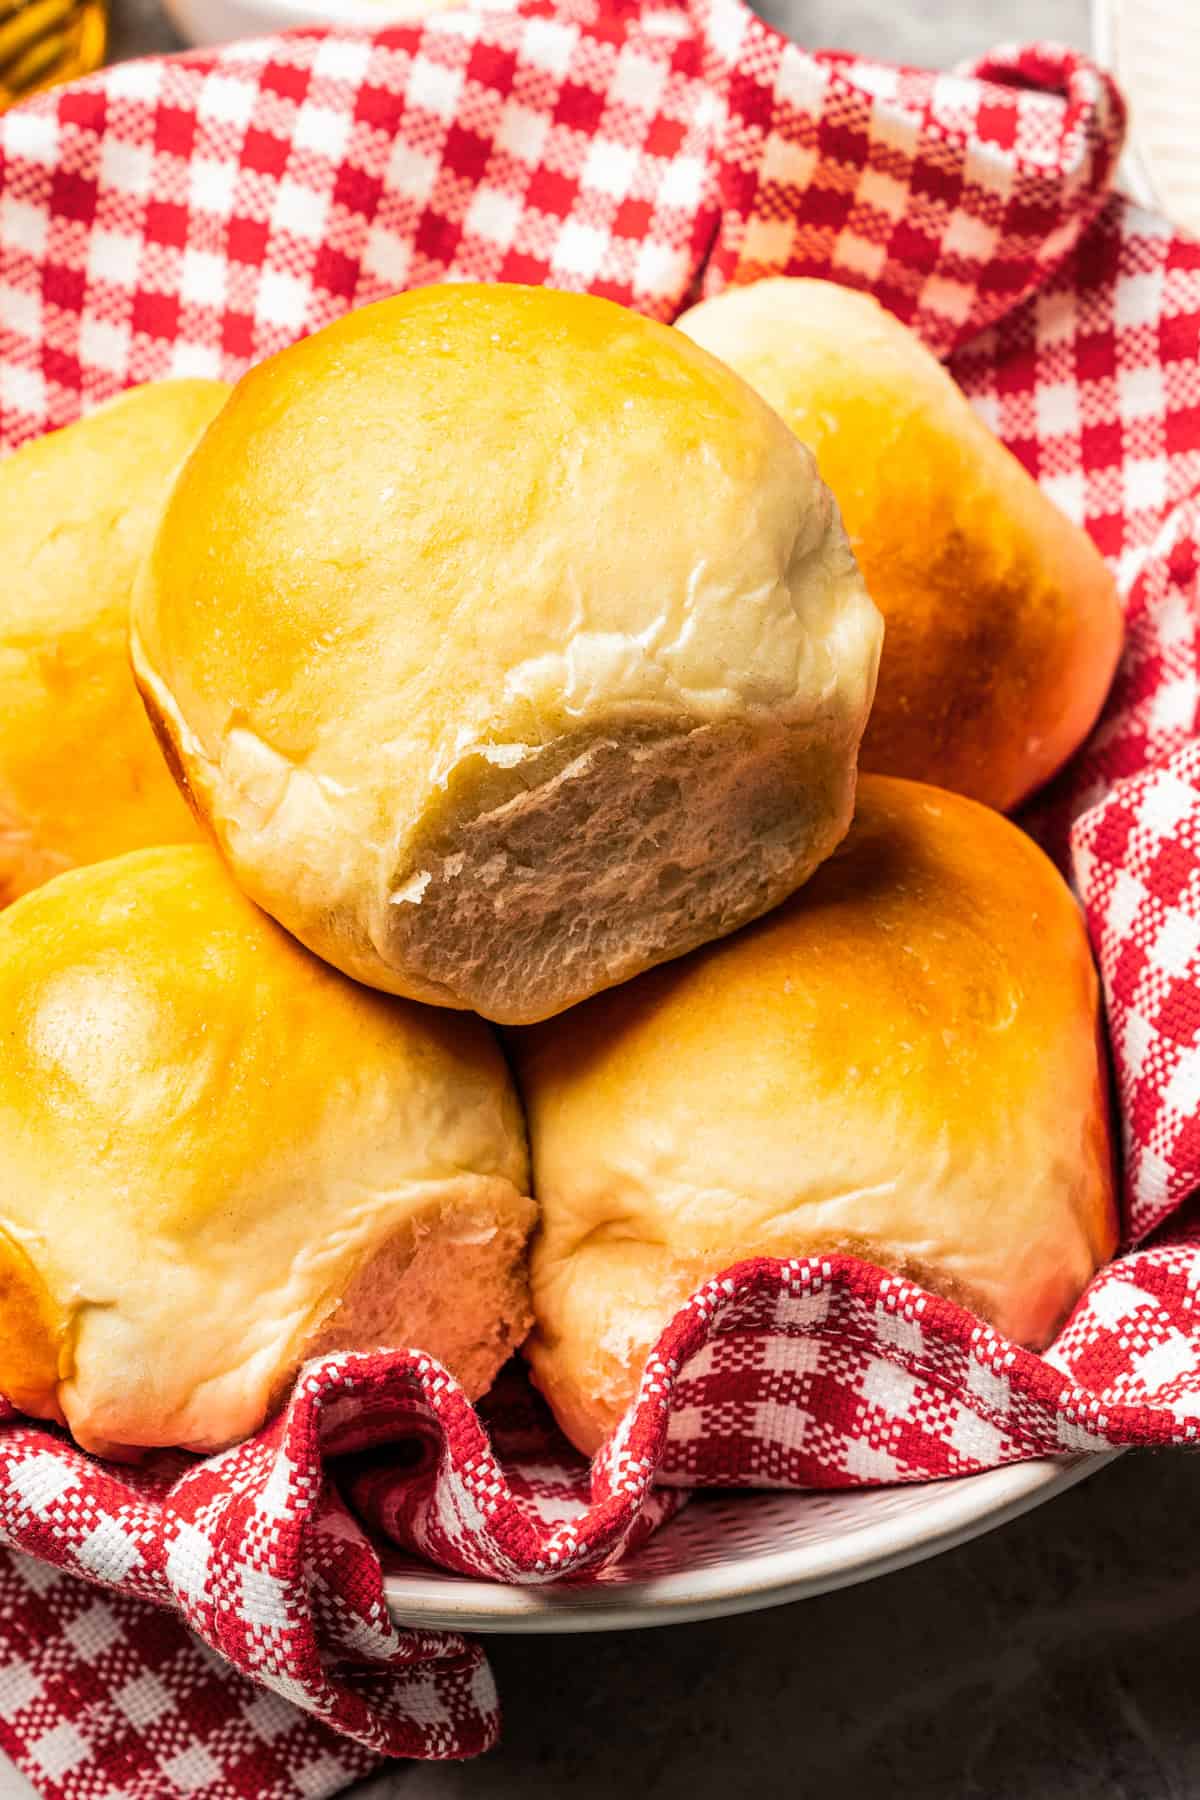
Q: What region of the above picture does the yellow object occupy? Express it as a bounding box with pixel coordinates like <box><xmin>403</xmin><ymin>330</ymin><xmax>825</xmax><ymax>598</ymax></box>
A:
<box><xmin>0</xmin><ymin>0</ymin><xmax>106</xmax><ymax>108</ymax></box>
<box><xmin>0</xmin><ymin>379</ymin><xmax>229</xmax><ymax>907</ymax></box>
<box><xmin>515</xmin><ymin>774</ymin><xmax>1119</xmax><ymax>1456</ymax></box>
<box><xmin>131</xmin><ymin>282</ymin><xmax>882</xmax><ymax>1025</ymax></box>
<box><xmin>0</xmin><ymin>844</ymin><xmax>534</xmax><ymax>1456</ymax></box>
<box><xmin>676</xmin><ymin>278</ymin><xmax>1125</xmax><ymax>813</ymax></box>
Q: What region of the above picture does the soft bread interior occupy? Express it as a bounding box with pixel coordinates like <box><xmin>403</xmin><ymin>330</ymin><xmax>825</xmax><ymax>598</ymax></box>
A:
<box><xmin>385</xmin><ymin>719</ymin><xmax>864</xmax><ymax>1025</ymax></box>
<box><xmin>301</xmin><ymin>1188</ymin><xmax>536</xmax><ymax>1402</ymax></box>
<box><xmin>58</xmin><ymin>1181</ymin><xmax>535</xmax><ymax>1460</ymax></box>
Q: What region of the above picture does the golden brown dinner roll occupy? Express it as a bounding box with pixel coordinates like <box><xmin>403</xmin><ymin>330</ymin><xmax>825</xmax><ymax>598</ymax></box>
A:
<box><xmin>0</xmin><ymin>380</ymin><xmax>229</xmax><ymax>905</ymax></box>
<box><xmin>515</xmin><ymin>775</ymin><xmax>1117</xmax><ymax>1456</ymax></box>
<box><xmin>0</xmin><ymin>845</ymin><xmax>534</xmax><ymax>1456</ymax></box>
<box><xmin>131</xmin><ymin>283</ymin><xmax>883</xmax><ymax>1026</ymax></box>
<box><xmin>676</xmin><ymin>279</ymin><xmax>1123</xmax><ymax>813</ymax></box>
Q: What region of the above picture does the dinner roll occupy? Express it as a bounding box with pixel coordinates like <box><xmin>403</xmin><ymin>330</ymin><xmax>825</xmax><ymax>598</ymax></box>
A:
<box><xmin>515</xmin><ymin>775</ymin><xmax>1117</xmax><ymax>1456</ymax></box>
<box><xmin>0</xmin><ymin>380</ymin><xmax>229</xmax><ymax>905</ymax></box>
<box><xmin>676</xmin><ymin>279</ymin><xmax>1123</xmax><ymax>813</ymax></box>
<box><xmin>131</xmin><ymin>283</ymin><xmax>882</xmax><ymax>1026</ymax></box>
<box><xmin>0</xmin><ymin>845</ymin><xmax>533</xmax><ymax>1456</ymax></box>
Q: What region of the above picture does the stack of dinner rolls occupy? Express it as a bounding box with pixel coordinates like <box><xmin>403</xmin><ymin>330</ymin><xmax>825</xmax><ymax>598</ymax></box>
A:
<box><xmin>0</xmin><ymin>278</ymin><xmax>1121</xmax><ymax>1460</ymax></box>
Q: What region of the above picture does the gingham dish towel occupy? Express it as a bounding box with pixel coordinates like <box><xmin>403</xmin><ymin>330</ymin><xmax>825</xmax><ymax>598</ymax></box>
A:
<box><xmin>1</xmin><ymin>0</ymin><xmax>1200</xmax><ymax>1793</ymax></box>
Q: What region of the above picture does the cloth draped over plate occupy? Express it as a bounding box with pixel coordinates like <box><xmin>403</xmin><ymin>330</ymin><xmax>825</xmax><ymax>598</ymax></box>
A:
<box><xmin>0</xmin><ymin>0</ymin><xmax>1199</xmax><ymax>1792</ymax></box>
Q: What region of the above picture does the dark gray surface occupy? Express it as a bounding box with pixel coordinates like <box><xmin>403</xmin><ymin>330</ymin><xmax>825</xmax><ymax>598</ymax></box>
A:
<box><xmin>748</xmin><ymin>0</ymin><xmax>1086</xmax><ymax>67</ymax></box>
<box><xmin>36</xmin><ymin>5</ymin><xmax>1164</xmax><ymax>1800</ymax></box>
<box><xmin>108</xmin><ymin>0</ymin><xmax>183</xmax><ymax>60</ymax></box>
<box><xmin>360</xmin><ymin>1453</ymin><xmax>1200</xmax><ymax>1800</ymax></box>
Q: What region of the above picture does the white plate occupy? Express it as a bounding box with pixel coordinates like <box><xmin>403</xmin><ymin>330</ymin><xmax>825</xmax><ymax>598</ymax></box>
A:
<box><xmin>382</xmin><ymin>1452</ymin><xmax>1116</xmax><ymax>1633</ymax></box>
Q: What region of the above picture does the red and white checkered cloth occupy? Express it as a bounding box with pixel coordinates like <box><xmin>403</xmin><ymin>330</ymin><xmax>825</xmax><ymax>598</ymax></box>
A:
<box><xmin>2</xmin><ymin>0</ymin><xmax>1200</xmax><ymax>1793</ymax></box>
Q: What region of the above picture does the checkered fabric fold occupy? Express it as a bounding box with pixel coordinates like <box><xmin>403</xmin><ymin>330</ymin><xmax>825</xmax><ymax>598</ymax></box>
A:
<box><xmin>1</xmin><ymin>0</ymin><xmax>1200</xmax><ymax>1793</ymax></box>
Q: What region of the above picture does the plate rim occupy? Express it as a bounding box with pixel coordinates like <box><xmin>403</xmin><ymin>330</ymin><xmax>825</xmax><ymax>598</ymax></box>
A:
<box><xmin>382</xmin><ymin>1451</ymin><xmax>1119</xmax><ymax>1634</ymax></box>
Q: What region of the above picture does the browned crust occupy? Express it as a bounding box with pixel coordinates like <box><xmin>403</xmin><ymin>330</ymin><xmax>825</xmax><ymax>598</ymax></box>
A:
<box><xmin>0</xmin><ymin>1228</ymin><xmax>68</xmax><ymax>1423</ymax></box>
<box><xmin>133</xmin><ymin>667</ymin><xmax>204</xmax><ymax>825</ymax></box>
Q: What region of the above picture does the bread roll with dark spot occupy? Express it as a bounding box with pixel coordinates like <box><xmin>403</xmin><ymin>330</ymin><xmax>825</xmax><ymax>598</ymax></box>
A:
<box><xmin>677</xmin><ymin>278</ymin><xmax>1123</xmax><ymax>813</ymax></box>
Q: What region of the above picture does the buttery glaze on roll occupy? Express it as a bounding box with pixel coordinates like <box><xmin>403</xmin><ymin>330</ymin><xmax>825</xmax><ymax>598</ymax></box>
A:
<box><xmin>0</xmin><ymin>845</ymin><xmax>534</xmax><ymax>1457</ymax></box>
<box><xmin>676</xmin><ymin>278</ymin><xmax>1123</xmax><ymax>813</ymax></box>
<box><xmin>514</xmin><ymin>776</ymin><xmax>1118</xmax><ymax>1457</ymax></box>
<box><xmin>0</xmin><ymin>380</ymin><xmax>229</xmax><ymax>904</ymax></box>
<box><xmin>131</xmin><ymin>283</ymin><xmax>882</xmax><ymax>1025</ymax></box>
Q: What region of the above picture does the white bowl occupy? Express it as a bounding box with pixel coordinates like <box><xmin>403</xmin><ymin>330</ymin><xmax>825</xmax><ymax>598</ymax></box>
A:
<box><xmin>144</xmin><ymin>0</ymin><xmax>1126</xmax><ymax>1642</ymax></box>
<box><xmin>382</xmin><ymin>1453</ymin><xmax>1116</xmax><ymax>1633</ymax></box>
<box><xmin>162</xmin><ymin>0</ymin><xmax>491</xmax><ymax>48</ymax></box>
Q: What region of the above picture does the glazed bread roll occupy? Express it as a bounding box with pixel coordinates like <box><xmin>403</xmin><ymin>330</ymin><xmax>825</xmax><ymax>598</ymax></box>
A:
<box><xmin>0</xmin><ymin>845</ymin><xmax>534</xmax><ymax>1456</ymax></box>
<box><xmin>676</xmin><ymin>279</ymin><xmax>1123</xmax><ymax>813</ymax></box>
<box><xmin>131</xmin><ymin>283</ymin><xmax>882</xmax><ymax>1025</ymax></box>
<box><xmin>515</xmin><ymin>776</ymin><xmax>1118</xmax><ymax>1456</ymax></box>
<box><xmin>0</xmin><ymin>380</ymin><xmax>229</xmax><ymax>904</ymax></box>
